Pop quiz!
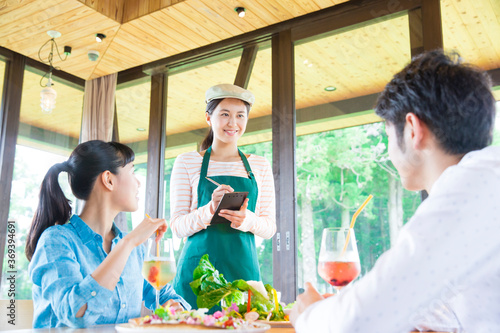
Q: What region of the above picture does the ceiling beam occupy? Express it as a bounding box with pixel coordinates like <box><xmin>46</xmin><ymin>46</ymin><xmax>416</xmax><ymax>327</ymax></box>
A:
<box><xmin>409</xmin><ymin>0</ymin><xmax>443</xmax><ymax>58</ymax></box>
<box><xmin>234</xmin><ymin>44</ymin><xmax>259</xmax><ymax>89</ymax></box>
<box><xmin>490</xmin><ymin>68</ymin><xmax>500</xmax><ymax>86</ymax></box>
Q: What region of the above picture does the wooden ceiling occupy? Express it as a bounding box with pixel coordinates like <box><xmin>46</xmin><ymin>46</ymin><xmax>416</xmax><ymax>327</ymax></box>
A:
<box><xmin>0</xmin><ymin>0</ymin><xmax>348</xmax><ymax>80</ymax></box>
<box><xmin>4</xmin><ymin>0</ymin><xmax>500</xmax><ymax>154</ymax></box>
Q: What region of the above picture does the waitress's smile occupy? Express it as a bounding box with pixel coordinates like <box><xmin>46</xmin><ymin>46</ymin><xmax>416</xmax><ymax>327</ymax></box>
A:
<box><xmin>223</xmin><ymin>129</ymin><xmax>238</xmax><ymax>136</ymax></box>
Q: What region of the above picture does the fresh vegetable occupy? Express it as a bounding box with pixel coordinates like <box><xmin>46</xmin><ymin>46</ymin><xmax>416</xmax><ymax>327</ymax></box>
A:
<box><xmin>189</xmin><ymin>255</ymin><xmax>290</xmax><ymax>321</ymax></box>
<box><xmin>247</xmin><ymin>289</ymin><xmax>252</xmax><ymax>313</ymax></box>
<box><xmin>189</xmin><ymin>254</ymin><xmax>242</xmax><ymax>309</ymax></box>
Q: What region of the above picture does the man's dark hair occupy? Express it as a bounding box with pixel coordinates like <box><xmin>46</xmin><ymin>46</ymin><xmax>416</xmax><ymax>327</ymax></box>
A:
<box><xmin>375</xmin><ymin>50</ymin><xmax>496</xmax><ymax>154</ymax></box>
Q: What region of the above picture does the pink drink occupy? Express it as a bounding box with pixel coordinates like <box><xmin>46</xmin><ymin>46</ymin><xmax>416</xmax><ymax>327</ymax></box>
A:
<box><xmin>318</xmin><ymin>261</ymin><xmax>361</xmax><ymax>289</ymax></box>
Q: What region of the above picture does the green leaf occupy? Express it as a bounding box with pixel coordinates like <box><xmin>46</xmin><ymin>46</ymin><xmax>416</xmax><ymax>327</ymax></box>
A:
<box><xmin>192</xmin><ymin>254</ymin><xmax>215</xmax><ymax>280</ymax></box>
<box><xmin>196</xmin><ymin>285</ymin><xmax>233</xmax><ymax>309</ymax></box>
<box><xmin>232</xmin><ymin>280</ymin><xmax>274</xmax><ymax>310</ymax></box>
<box><xmin>223</xmin><ymin>289</ymin><xmax>244</xmax><ymax>306</ymax></box>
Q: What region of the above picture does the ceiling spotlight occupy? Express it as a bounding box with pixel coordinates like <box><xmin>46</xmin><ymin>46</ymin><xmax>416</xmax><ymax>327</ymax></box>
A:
<box><xmin>95</xmin><ymin>33</ymin><xmax>106</xmax><ymax>42</ymax></box>
<box><xmin>235</xmin><ymin>7</ymin><xmax>246</xmax><ymax>18</ymax></box>
<box><xmin>324</xmin><ymin>86</ymin><xmax>337</xmax><ymax>92</ymax></box>
<box><xmin>88</xmin><ymin>50</ymin><xmax>100</xmax><ymax>61</ymax></box>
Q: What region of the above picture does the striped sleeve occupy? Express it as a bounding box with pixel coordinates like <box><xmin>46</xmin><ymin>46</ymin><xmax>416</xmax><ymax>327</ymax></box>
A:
<box><xmin>169</xmin><ymin>154</ymin><xmax>212</xmax><ymax>238</ymax></box>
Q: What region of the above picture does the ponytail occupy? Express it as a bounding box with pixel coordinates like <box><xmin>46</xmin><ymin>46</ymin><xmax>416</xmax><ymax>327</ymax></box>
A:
<box><xmin>199</xmin><ymin>98</ymin><xmax>250</xmax><ymax>151</ymax></box>
<box><xmin>199</xmin><ymin>129</ymin><xmax>214</xmax><ymax>152</ymax></box>
<box><xmin>26</xmin><ymin>162</ymin><xmax>71</xmax><ymax>261</ymax></box>
<box><xmin>25</xmin><ymin>140</ymin><xmax>135</xmax><ymax>261</ymax></box>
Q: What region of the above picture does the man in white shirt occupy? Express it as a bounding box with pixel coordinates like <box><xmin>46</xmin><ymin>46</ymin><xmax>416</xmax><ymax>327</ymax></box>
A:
<box><xmin>291</xmin><ymin>50</ymin><xmax>499</xmax><ymax>332</ymax></box>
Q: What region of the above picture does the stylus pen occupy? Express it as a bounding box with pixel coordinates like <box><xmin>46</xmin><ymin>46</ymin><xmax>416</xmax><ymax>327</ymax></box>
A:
<box><xmin>205</xmin><ymin>176</ymin><xmax>222</xmax><ymax>187</ymax></box>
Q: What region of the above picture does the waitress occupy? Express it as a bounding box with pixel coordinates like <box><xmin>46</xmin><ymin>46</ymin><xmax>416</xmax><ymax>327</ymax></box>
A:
<box><xmin>170</xmin><ymin>84</ymin><xmax>276</xmax><ymax>309</ymax></box>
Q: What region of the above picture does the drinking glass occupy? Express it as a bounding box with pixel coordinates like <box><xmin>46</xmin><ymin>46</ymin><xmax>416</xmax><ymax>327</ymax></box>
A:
<box><xmin>142</xmin><ymin>238</ymin><xmax>177</xmax><ymax>310</ymax></box>
<box><xmin>318</xmin><ymin>227</ymin><xmax>360</xmax><ymax>293</ymax></box>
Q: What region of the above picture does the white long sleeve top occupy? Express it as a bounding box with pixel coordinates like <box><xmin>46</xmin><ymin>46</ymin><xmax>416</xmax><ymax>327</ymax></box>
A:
<box><xmin>295</xmin><ymin>146</ymin><xmax>500</xmax><ymax>333</ymax></box>
<box><xmin>169</xmin><ymin>151</ymin><xmax>276</xmax><ymax>239</ymax></box>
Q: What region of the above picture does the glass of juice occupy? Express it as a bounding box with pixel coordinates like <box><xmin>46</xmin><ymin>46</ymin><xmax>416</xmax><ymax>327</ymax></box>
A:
<box><xmin>142</xmin><ymin>238</ymin><xmax>177</xmax><ymax>309</ymax></box>
<box><xmin>318</xmin><ymin>228</ymin><xmax>360</xmax><ymax>293</ymax></box>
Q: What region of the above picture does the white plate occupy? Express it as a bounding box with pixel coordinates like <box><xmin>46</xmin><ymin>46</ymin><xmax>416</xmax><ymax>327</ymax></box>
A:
<box><xmin>115</xmin><ymin>322</ymin><xmax>271</xmax><ymax>333</ymax></box>
<box><xmin>256</xmin><ymin>320</ymin><xmax>292</xmax><ymax>328</ymax></box>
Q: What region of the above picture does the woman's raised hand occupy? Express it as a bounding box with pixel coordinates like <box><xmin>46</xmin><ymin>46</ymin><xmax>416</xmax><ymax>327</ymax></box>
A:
<box><xmin>126</xmin><ymin>217</ymin><xmax>168</xmax><ymax>247</ymax></box>
<box><xmin>209</xmin><ymin>184</ymin><xmax>234</xmax><ymax>214</ymax></box>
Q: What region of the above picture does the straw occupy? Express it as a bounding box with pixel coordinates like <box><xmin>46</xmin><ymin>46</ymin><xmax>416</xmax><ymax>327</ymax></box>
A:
<box><xmin>341</xmin><ymin>195</ymin><xmax>373</xmax><ymax>256</ymax></box>
<box><xmin>145</xmin><ymin>213</ymin><xmax>159</xmax><ymax>257</ymax></box>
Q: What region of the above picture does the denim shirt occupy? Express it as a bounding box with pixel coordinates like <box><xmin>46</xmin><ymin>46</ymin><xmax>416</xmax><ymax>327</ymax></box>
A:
<box><xmin>29</xmin><ymin>215</ymin><xmax>190</xmax><ymax>328</ymax></box>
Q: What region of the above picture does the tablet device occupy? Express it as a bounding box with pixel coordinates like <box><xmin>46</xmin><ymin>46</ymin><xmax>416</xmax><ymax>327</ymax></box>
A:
<box><xmin>210</xmin><ymin>191</ymin><xmax>249</xmax><ymax>225</ymax></box>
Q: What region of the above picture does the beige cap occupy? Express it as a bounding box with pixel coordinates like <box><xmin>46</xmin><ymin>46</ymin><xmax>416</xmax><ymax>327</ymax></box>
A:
<box><xmin>205</xmin><ymin>84</ymin><xmax>255</xmax><ymax>106</ymax></box>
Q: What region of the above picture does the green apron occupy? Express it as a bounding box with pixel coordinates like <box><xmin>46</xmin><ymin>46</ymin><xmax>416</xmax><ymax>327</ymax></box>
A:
<box><xmin>172</xmin><ymin>147</ymin><xmax>261</xmax><ymax>310</ymax></box>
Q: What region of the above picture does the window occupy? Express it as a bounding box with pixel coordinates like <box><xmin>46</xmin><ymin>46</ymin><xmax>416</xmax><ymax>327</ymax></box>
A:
<box><xmin>2</xmin><ymin>66</ymin><xmax>83</xmax><ymax>299</ymax></box>
<box><xmin>115</xmin><ymin>77</ymin><xmax>151</xmax><ymax>231</ymax></box>
<box><xmin>296</xmin><ymin>124</ymin><xmax>421</xmax><ymax>293</ymax></box>
<box><xmin>294</xmin><ymin>14</ymin><xmax>421</xmax><ymax>294</ymax></box>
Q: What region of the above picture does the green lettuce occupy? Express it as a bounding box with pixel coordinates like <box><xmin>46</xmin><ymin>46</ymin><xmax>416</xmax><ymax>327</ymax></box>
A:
<box><xmin>190</xmin><ymin>254</ymin><xmax>229</xmax><ymax>297</ymax></box>
<box><xmin>189</xmin><ymin>254</ymin><xmax>282</xmax><ymax>318</ymax></box>
<box><xmin>189</xmin><ymin>254</ymin><xmax>241</xmax><ymax>309</ymax></box>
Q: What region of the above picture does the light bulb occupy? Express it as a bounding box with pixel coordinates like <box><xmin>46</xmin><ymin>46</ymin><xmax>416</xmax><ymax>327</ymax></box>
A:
<box><xmin>40</xmin><ymin>80</ymin><xmax>57</xmax><ymax>113</ymax></box>
<box><xmin>235</xmin><ymin>7</ymin><xmax>246</xmax><ymax>18</ymax></box>
<box><xmin>95</xmin><ymin>33</ymin><xmax>106</xmax><ymax>43</ymax></box>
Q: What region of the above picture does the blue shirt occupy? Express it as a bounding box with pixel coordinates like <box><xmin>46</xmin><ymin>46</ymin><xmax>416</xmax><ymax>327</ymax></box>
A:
<box><xmin>29</xmin><ymin>215</ymin><xmax>190</xmax><ymax>328</ymax></box>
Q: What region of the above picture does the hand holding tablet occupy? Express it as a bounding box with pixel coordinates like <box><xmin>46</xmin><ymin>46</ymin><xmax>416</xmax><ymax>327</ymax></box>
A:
<box><xmin>210</xmin><ymin>191</ymin><xmax>249</xmax><ymax>225</ymax></box>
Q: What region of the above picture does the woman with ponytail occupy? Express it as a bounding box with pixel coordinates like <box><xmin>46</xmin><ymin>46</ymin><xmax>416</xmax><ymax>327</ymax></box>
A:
<box><xmin>27</xmin><ymin>140</ymin><xmax>188</xmax><ymax>328</ymax></box>
<box><xmin>170</xmin><ymin>84</ymin><xmax>277</xmax><ymax>310</ymax></box>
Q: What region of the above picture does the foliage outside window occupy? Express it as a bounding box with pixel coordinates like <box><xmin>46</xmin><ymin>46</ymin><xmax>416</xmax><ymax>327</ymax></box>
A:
<box><xmin>296</xmin><ymin>121</ymin><xmax>421</xmax><ymax>294</ymax></box>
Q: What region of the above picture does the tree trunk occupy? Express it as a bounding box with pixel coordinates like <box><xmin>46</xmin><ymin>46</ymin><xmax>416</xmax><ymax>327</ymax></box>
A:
<box><xmin>300</xmin><ymin>193</ymin><xmax>318</xmax><ymax>287</ymax></box>
<box><xmin>341</xmin><ymin>206</ymin><xmax>350</xmax><ymax>228</ymax></box>
<box><xmin>388</xmin><ymin>173</ymin><xmax>403</xmax><ymax>246</ymax></box>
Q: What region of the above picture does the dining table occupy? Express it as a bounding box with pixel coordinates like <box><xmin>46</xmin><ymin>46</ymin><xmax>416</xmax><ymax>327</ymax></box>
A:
<box><xmin>0</xmin><ymin>325</ymin><xmax>296</xmax><ymax>333</ymax></box>
<box><xmin>0</xmin><ymin>325</ymin><xmax>452</xmax><ymax>333</ymax></box>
